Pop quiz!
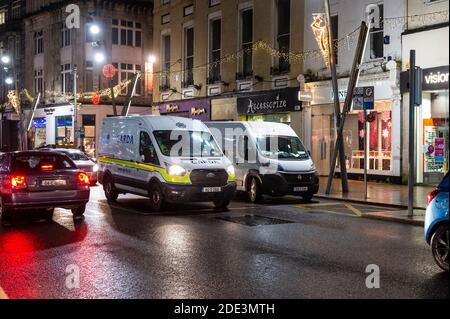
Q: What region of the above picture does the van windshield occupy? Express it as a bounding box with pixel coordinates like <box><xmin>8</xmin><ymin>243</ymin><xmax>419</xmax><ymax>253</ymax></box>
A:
<box><xmin>257</xmin><ymin>135</ymin><xmax>309</xmax><ymax>160</ymax></box>
<box><xmin>153</xmin><ymin>130</ymin><xmax>223</xmax><ymax>158</ymax></box>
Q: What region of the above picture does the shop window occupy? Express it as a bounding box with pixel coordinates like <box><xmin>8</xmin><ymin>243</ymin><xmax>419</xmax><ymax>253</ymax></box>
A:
<box><xmin>55</xmin><ymin>115</ymin><xmax>73</xmax><ymax>146</ymax></box>
<box><xmin>82</xmin><ymin>115</ymin><xmax>96</xmax><ymax>157</ymax></box>
<box><xmin>32</xmin><ymin>117</ymin><xmax>47</xmax><ymax>149</ymax></box>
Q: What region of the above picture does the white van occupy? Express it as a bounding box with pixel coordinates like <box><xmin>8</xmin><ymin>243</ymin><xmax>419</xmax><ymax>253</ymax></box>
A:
<box><xmin>98</xmin><ymin>116</ymin><xmax>236</xmax><ymax>211</ymax></box>
<box><xmin>206</xmin><ymin>121</ymin><xmax>319</xmax><ymax>203</ymax></box>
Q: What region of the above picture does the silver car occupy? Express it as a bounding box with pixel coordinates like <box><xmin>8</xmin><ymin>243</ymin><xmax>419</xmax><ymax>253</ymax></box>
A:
<box><xmin>42</xmin><ymin>148</ymin><xmax>98</xmax><ymax>186</ymax></box>
<box><xmin>0</xmin><ymin>151</ymin><xmax>91</xmax><ymax>226</ymax></box>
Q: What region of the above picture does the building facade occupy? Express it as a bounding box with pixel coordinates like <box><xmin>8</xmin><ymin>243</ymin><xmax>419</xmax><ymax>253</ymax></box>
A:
<box><xmin>401</xmin><ymin>0</ymin><xmax>449</xmax><ymax>185</ymax></box>
<box><xmin>19</xmin><ymin>0</ymin><xmax>153</xmax><ymax>156</ymax></box>
<box><xmin>152</xmin><ymin>0</ymin><xmax>306</xmax><ymax>138</ymax></box>
<box><xmin>302</xmin><ymin>0</ymin><xmax>407</xmax><ymax>183</ymax></box>
<box><xmin>0</xmin><ymin>0</ymin><xmax>26</xmax><ymax>151</ymax></box>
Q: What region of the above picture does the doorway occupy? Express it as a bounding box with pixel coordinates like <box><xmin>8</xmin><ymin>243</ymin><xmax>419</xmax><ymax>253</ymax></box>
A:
<box><xmin>311</xmin><ymin>114</ymin><xmax>334</xmax><ymax>176</ymax></box>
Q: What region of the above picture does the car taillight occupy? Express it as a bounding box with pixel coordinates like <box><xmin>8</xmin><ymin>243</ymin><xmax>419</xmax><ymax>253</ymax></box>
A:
<box><xmin>428</xmin><ymin>188</ymin><xmax>440</xmax><ymax>205</ymax></box>
<box><xmin>77</xmin><ymin>172</ymin><xmax>90</xmax><ymax>185</ymax></box>
<box><xmin>11</xmin><ymin>175</ymin><xmax>27</xmax><ymax>189</ymax></box>
<box><xmin>41</xmin><ymin>164</ymin><xmax>54</xmax><ymax>171</ymax></box>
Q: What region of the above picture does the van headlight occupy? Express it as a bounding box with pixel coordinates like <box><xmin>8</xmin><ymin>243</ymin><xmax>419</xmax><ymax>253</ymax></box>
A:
<box><xmin>310</xmin><ymin>162</ymin><xmax>316</xmax><ymax>171</ymax></box>
<box><xmin>93</xmin><ymin>164</ymin><xmax>99</xmax><ymax>172</ymax></box>
<box><xmin>167</xmin><ymin>165</ymin><xmax>187</xmax><ymax>176</ymax></box>
<box><xmin>227</xmin><ymin>165</ymin><xmax>235</xmax><ymax>177</ymax></box>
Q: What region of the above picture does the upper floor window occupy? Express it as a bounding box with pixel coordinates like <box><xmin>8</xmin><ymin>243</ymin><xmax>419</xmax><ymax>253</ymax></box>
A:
<box><xmin>34</xmin><ymin>31</ymin><xmax>44</xmax><ymax>55</ymax></box>
<box><xmin>240</xmin><ymin>8</ymin><xmax>253</xmax><ymax>78</ymax></box>
<box><xmin>113</xmin><ymin>63</ymin><xmax>142</xmax><ymax>96</ymax></box>
<box><xmin>161</xmin><ymin>34</ymin><xmax>171</xmax><ymax>89</ymax></box>
<box><xmin>162</xmin><ymin>0</ymin><xmax>170</xmax><ymax>5</ymax></box>
<box><xmin>112</xmin><ymin>19</ymin><xmax>142</xmax><ymax>47</ymax></box>
<box><xmin>11</xmin><ymin>0</ymin><xmax>21</xmax><ymax>19</ymax></box>
<box><xmin>209</xmin><ymin>18</ymin><xmax>221</xmax><ymax>83</ymax></box>
<box><xmin>275</xmin><ymin>0</ymin><xmax>291</xmax><ymax>73</ymax></box>
<box><xmin>0</xmin><ymin>7</ymin><xmax>7</xmax><ymax>25</ymax></box>
<box><xmin>369</xmin><ymin>3</ymin><xmax>384</xmax><ymax>60</ymax></box>
<box><xmin>183</xmin><ymin>26</ymin><xmax>194</xmax><ymax>87</ymax></box>
<box><xmin>61</xmin><ymin>24</ymin><xmax>71</xmax><ymax>47</ymax></box>
<box><xmin>61</xmin><ymin>63</ymin><xmax>72</xmax><ymax>94</ymax></box>
<box><xmin>34</xmin><ymin>69</ymin><xmax>44</xmax><ymax>95</ymax></box>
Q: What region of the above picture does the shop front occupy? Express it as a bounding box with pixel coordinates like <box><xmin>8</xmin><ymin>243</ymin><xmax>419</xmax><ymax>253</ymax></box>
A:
<box><xmin>401</xmin><ymin>65</ymin><xmax>449</xmax><ymax>185</ymax></box>
<box><xmin>236</xmin><ymin>87</ymin><xmax>304</xmax><ymax>137</ymax></box>
<box><xmin>158</xmin><ymin>98</ymin><xmax>211</xmax><ymax>122</ymax></box>
<box><xmin>305</xmin><ymin>71</ymin><xmax>402</xmax><ymax>183</ymax></box>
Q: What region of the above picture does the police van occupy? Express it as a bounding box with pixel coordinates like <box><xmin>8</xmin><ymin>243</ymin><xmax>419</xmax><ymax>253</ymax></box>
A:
<box><xmin>98</xmin><ymin>116</ymin><xmax>236</xmax><ymax>211</ymax></box>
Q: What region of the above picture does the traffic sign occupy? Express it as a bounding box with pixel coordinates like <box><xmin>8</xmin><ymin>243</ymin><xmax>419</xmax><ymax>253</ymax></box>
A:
<box><xmin>353</xmin><ymin>86</ymin><xmax>375</xmax><ymax>110</ymax></box>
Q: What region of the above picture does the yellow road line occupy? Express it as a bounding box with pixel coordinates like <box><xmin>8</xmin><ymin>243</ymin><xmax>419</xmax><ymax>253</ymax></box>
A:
<box><xmin>343</xmin><ymin>203</ymin><xmax>363</xmax><ymax>217</ymax></box>
<box><xmin>0</xmin><ymin>286</ymin><xmax>9</xmax><ymax>299</ymax></box>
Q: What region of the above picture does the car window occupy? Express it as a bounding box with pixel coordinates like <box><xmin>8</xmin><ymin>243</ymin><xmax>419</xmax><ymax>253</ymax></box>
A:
<box><xmin>12</xmin><ymin>155</ymin><xmax>76</xmax><ymax>172</ymax></box>
<box><xmin>65</xmin><ymin>151</ymin><xmax>90</xmax><ymax>161</ymax></box>
<box><xmin>438</xmin><ymin>174</ymin><xmax>449</xmax><ymax>192</ymax></box>
<box><xmin>140</xmin><ymin>131</ymin><xmax>159</xmax><ymax>165</ymax></box>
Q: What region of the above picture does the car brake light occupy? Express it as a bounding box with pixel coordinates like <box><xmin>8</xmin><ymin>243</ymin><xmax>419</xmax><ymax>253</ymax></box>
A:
<box><xmin>41</xmin><ymin>164</ymin><xmax>54</xmax><ymax>171</ymax></box>
<box><xmin>428</xmin><ymin>188</ymin><xmax>440</xmax><ymax>205</ymax></box>
<box><xmin>77</xmin><ymin>172</ymin><xmax>90</xmax><ymax>185</ymax></box>
<box><xmin>11</xmin><ymin>175</ymin><xmax>27</xmax><ymax>189</ymax></box>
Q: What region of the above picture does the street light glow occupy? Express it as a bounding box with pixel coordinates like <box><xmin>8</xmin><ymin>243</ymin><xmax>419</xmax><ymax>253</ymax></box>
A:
<box><xmin>94</xmin><ymin>52</ymin><xmax>105</xmax><ymax>63</ymax></box>
<box><xmin>90</xmin><ymin>24</ymin><xmax>101</xmax><ymax>35</ymax></box>
<box><xmin>1</xmin><ymin>55</ymin><xmax>11</xmax><ymax>64</ymax></box>
<box><xmin>147</xmin><ymin>55</ymin><xmax>157</xmax><ymax>64</ymax></box>
<box><xmin>5</xmin><ymin>77</ymin><xmax>14</xmax><ymax>85</ymax></box>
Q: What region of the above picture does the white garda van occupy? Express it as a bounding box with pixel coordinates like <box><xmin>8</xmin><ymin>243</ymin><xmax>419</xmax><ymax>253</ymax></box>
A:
<box><xmin>206</xmin><ymin>121</ymin><xmax>319</xmax><ymax>203</ymax></box>
<box><xmin>98</xmin><ymin>116</ymin><xmax>236</xmax><ymax>211</ymax></box>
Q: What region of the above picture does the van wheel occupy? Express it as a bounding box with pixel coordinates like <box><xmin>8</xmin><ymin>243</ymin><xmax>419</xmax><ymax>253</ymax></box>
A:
<box><xmin>214</xmin><ymin>197</ymin><xmax>231</xmax><ymax>210</ymax></box>
<box><xmin>431</xmin><ymin>224</ymin><xmax>449</xmax><ymax>271</ymax></box>
<box><xmin>302</xmin><ymin>193</ymin><xmax>314</xmax><ymax>202</ymax></box>
<box><xmin>149</xmin><ymin>183</ymin><xmax>165</xmax><ymax>212</ymax></box>
<box><xmin>248</xmin><ymin>177</ymin><xmax>262</xmax><ymax>203</ymax></box>
<box><xmin>104</xmin><ymin>175</ymin><xmax>119</xmax><ymax>202</ymax></box>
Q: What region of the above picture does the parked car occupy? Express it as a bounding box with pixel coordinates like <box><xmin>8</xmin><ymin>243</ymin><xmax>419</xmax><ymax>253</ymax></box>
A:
<box><xmin>98</xmin><ymin>116</ymin><xmax>236</xmax><ymax>211</ymax></box>
<box><xmin>424</xmin><ymin>173</ymin><xmax>449</xmax><ymax>271</ymax></box>
<box><xmin>206</xmin><ymin>121</ymin><xmax>319</xmax><ymax>203</ymax></box>
<box><xmin>0</xmin><ymin>151</ymin><xmax>91</xmax><ymax>226</ymax></box>
<box><xmin>42</xmin><ymin>148</ymin><xmax>98</xmax><ymax>186</ymax></box>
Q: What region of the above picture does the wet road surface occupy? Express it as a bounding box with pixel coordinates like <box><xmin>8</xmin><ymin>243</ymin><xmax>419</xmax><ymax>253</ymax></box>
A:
<box><xmin>0</xmin><ymin>186</ymin><xmax>448</xmax><ymax>299</ymax></box>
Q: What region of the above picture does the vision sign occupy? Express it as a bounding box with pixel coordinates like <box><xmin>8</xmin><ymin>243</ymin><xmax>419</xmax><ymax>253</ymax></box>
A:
<box><xmin>401</xmin><ymin>65</ymin><xmax>449</xmax><ymax>93</ymax></box>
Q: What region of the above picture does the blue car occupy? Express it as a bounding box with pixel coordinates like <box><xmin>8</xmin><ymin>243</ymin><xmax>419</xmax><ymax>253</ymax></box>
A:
<box><xmin>424</xmin><ymin>173</ymin><xmax>449</xmax><ymax>271</ymax></box>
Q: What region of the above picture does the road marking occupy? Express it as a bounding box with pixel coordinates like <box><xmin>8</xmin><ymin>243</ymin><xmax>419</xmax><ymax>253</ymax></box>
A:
<box><xmin>0</xmin><ymin>286</ymin><xmax>9</xmax><ymax>299</ymax></box>
<box><xmin>343</xmin><ymin>203</ymin><xmax>363</xmax><ymax>217</ymax></box>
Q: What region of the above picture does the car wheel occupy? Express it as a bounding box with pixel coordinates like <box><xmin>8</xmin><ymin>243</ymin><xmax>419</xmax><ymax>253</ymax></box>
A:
<box><xmin>214</xmin><ymin>197</ymin><xmax>231</xmax><ymax>210</ymax></box>
<box><xmin>248</xmin><ymin>177</ymin><xmax>262</xmax><ymax>204</ymax></box>
<box><xmin>103</xmin><ymin>175</ymin><xmax>119</xmax><ymax>202</ymax></box>
<box><xmin>149</xmin><ymin>183</ymin><xmax>164</xmax><ymax>212</ymax></box>
<box><xmin>0</xmin><ymin>197</ymin><xmax>12</xmax><ymax>227</ymax></box>
<box><xmin>72</xmin><ymin>205</ymin><xmax>86</xmax><ymax>220</ymax></box>
<box><xmin>431</xmin><ymin>224</ymin><xmax>449</xmax><ymax>272</ymax></box>
<box><xmin>302</xmin><ymin>193</ymin><xmax>314</xmax><ymax>202</ymax></box>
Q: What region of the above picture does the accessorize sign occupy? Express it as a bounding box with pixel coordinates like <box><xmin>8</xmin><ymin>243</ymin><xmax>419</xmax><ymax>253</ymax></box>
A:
<box><xmin>158</xmin><ymin>99</ymin><xmax>211</xmax><ymax>121</ymax></box>
<box><xmin>237</xmin><ymin>87</ymin><xmax>302</xmax><ymax>115</ymax></box>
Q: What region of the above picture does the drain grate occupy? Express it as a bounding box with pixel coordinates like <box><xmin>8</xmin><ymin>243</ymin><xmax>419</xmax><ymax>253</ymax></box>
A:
<box><xmin>216</xmin><ymin>214</ymin><xmax>294</xmax><ymax>227</ymax></box>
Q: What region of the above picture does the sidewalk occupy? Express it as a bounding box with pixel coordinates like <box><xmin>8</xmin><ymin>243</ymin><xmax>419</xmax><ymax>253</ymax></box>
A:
<box><xmin>315</xmin><ymin>178</ymin><xmax>434</xmax><ymax>226</ymax></box>
<box><xmin>316</xmin><ymin>178</ymin><xmax>434</xmax><ymax>209</ymax></box>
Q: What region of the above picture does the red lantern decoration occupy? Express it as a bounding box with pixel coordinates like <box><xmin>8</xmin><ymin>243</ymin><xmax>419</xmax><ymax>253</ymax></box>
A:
<box><xmin>92</xmin><ymin>94</ymin><xmax>101</xmax><ymax>105</ymax></box>
<box><xmin>102</xmin><ymin>64</ymin><xmax>116</xmax><ymax>79</ymax></box>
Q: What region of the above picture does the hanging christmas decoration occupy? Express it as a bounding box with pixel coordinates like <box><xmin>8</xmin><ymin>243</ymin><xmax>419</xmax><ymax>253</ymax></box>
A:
<box><xmin>91</xmin><ymin>94</ymin><xmax>101</xmax><ymax>105</ymax></box>
<box><xmin>311</xmin><ymin>14</ymin><xmax>330</xmax><ymax>66</ymax></box>
<box><xmin>7</xmin><ymin>90</ymin><xmax>21</xmax><ymax>114</ymax></box>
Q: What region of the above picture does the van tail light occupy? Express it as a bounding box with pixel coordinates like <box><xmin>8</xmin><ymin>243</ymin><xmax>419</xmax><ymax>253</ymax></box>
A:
<box><xmin>428</xmin><ymin>188</ymin><xmax>440</xmax><ymax>205</ymax></box>
<box><xmin>77</xmin><ymin>172</ymin><xmax>90</xmax><ymax>186</ymax></box>
<box><xmin>11</xmin><ymin>175</ymin><xmax>27</xmax><ymax>190</ymax></box>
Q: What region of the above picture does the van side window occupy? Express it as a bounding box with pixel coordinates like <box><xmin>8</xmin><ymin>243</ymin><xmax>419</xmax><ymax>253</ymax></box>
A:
<box><xmin>140</xmin><ymin>131</ymin><xmax>159</xmax><ymax>165</ymax></box>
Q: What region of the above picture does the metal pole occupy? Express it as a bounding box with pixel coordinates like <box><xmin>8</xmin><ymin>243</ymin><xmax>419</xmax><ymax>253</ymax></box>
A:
<box><xmin>408</xmin><ymin>50</ymin><xmax>416</xmax><ymax>217</ymax></box>
<box><xmin>326</xmin><ymin>21</ymin><xmax>369</xmax><ymax>195</ymax></box>
<box><xmin>324</xmin><ymin>0</ymin><xmax>349</xmax><ymax>194</ymax></box>
<box><xmin>122</xmin><ymin>73</ymin><xmax>141</xmax><ymax>117</ymax></box>
<box><xmin>364</xmin><ymin>108</ymin><xmax>368</xmax><ymax>199</ymax></box>
<box><xmin>27</xmin><ymin>92</ymin><xmax>41</xmax><ymax>131</ymax></box>
<box><xmin>73</xmin><ymin>65</ymin><xmax>78</xmax><ymax>149</ymax></box>
<box><xmin>110</xmin><ymin>78</ymin><xmax>118</xmax><ymax>116</ymax></box>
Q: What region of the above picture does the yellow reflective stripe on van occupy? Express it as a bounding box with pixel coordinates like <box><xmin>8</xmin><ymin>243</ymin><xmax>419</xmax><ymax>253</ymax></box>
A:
<box><xmin>98</xmin><ymin>157</ymin><xmax>191</xmax><ymax>184</ymax></box>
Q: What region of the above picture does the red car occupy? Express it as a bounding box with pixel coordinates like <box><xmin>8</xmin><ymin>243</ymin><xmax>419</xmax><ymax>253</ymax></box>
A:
<box><xmin>0</xmin><ymin>151</ymin><xmax>91</xmax><ymax>226</ymax></box>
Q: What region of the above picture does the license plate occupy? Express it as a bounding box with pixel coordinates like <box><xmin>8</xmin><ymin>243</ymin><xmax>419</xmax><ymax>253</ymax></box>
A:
<box><xmin>41</xmin><ymin>179</ymin><xmax>67</xmax><ymax>187</ymax></box>
<box><xmin>294</xmin><ymin>186</ymin><xmax>308</xmax><ymax>192</ymax></box>
<box><xmin>202</xmin><ymin>187</ymin><xmax>222</xmax><ymax>193</ymax></box>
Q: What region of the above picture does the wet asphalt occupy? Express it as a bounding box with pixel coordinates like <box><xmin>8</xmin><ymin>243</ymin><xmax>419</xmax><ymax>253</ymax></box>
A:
<box><xmin>0</xmin><ymin>186</ymin><xmax>448</xmax><ymax>299</ymax></box>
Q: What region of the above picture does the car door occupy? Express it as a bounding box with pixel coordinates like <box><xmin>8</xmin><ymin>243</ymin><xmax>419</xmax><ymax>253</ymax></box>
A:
<box><xmin>133</xmin><ymin>130</ymin><xmax>161</xmax><ymax>192</ymax></box>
